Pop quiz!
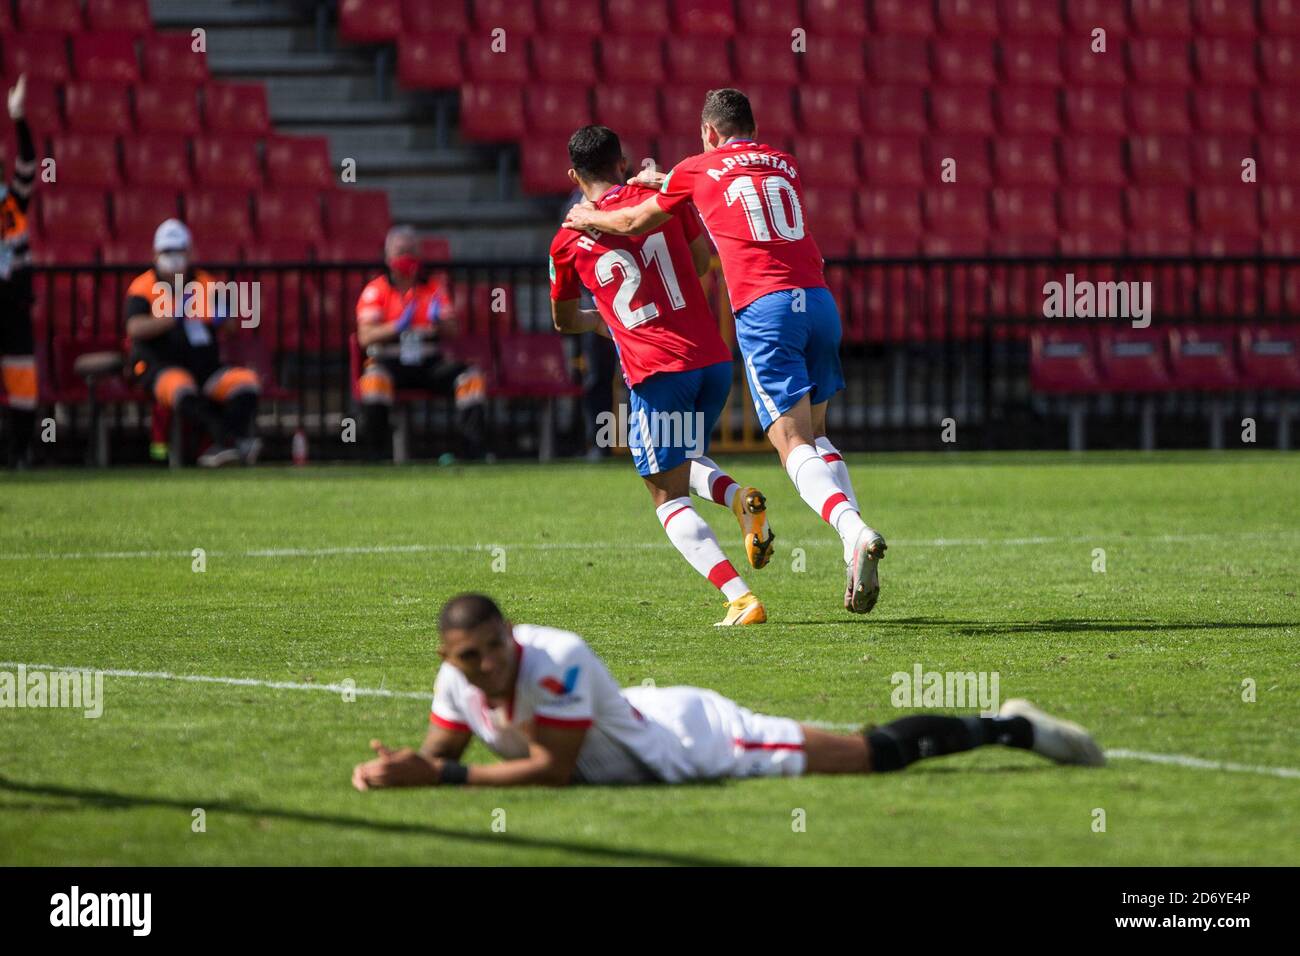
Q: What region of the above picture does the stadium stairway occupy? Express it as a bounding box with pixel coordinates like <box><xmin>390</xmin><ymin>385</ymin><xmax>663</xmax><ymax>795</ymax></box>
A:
<box><xmin>150</xmin><ymin>0</ymin><xmax>560</xmax><ymax>258</ymax></box>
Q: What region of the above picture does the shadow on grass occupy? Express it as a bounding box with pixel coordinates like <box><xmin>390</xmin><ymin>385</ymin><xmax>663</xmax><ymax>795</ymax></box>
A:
<box><xmin>777</xmin><ymin>617</ymin><xmax>1298</xmax><ymax>633</ymax></box>
<box><xmin>0</xmin><ymin>774</ymin><xmax>742</xmax><ymax>867</ymax></box>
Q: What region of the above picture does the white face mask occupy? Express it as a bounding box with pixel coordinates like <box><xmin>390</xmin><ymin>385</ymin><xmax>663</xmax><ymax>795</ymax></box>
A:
<box><xmin>156</xmin><ymin>252</ymin><xmax>188</xmax><ymax>276</ymax></box>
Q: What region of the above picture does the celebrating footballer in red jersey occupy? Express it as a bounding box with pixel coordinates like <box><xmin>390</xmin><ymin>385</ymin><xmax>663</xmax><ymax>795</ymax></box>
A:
<box><xmin>549</xmin><ymin>125</ymin><xmax>775</xmax><ymax>627</ymax></box>
<box><xmin>564</xmin><ymin>90</ymin><xmax>889</xmax><ymax>618</ymax></box>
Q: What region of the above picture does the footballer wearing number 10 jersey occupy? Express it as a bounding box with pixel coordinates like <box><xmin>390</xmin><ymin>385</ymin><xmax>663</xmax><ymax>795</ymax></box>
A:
<box><xmin>549</xmin><ymin>126</ymin><xmax>776</xmax><ymax>627</ymax></box>
<box><xmin>564</xmin><ymin>90</ymin><xmax>889</xmax><ymax>617</ymax></box>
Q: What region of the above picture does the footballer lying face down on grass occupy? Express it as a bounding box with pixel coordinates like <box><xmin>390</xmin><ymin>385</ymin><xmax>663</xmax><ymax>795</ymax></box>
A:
<box><xmin>351</xmin><ymin>594</ymin><xmax>1103</xmax><ymax>790</ymax></box>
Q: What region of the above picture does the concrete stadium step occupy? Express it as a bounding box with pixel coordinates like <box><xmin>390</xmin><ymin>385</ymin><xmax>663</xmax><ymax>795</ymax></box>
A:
<box><xmin>149</xmin><ymin>0</ymin><xmax>302</xmax><ymax>29</ymax></box>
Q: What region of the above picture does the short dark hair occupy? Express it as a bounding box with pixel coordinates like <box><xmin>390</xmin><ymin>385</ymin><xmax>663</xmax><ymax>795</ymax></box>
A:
<box><xmin>438</xmin><ymin>593</ymin><xmax>504</xmax><ymax>636</ymax></box>
<box><xmin>701</xmin><ymin>88</ymin><xmax>755</xmax><ymax>138</ymax></box>
<box><xmin>567</xmin><ymin>125</ymin><xmax>623</xmax><ymax>183</ymax></box>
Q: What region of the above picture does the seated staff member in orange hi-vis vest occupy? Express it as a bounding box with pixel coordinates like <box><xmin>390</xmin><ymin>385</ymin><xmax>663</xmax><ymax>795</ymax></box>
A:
<box><xmin>124</xmin><ymin>219</ymin><xmax>261</xmax><ymax>468</ymax></box>
<box><xmin>355</xmin><ymin>225</ymin><xmax>487</xmax><ymax>461</ymax></box>
<box><xmin>0</xmin><ymin>75</ymin><xmax>38</xmax><ymax>468</ymax></box>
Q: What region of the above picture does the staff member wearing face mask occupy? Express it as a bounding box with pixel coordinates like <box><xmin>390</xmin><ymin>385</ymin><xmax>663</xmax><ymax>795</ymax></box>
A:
<box><xmin>355</xmin><ymin>225</ymin><xmax>486</xmax><ymax>461</ymax></box>
<box><xmin>124</xmin><ymin>219</ymin><xmax>261</xmax><ymax>467</ymax></box>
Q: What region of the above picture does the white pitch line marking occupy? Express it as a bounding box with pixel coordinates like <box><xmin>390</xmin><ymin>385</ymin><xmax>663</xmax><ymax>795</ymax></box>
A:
<box><xmin>0</xmin><ymin>530</ymin><xmax>1296</xmax><ymax>562</ymax></box>
<box><xmin>4</xmin><ymin>662</ymin><xmax>1297</xmax><ymax>782</ymax></box>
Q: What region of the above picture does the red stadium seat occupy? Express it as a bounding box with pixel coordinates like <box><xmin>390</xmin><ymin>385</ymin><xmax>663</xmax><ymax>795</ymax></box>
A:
<box><xmin>594</xmin><ymin>85</ymin><xmax>660</xmax><ymax>136</ymax></box>
<box><xmin>931</xmin><ymin>88</ymin><xmax>995</xmax><ymax>135</ymax></box>
<box><xmin>923</xmin><ymin>188</ymin><xmax>990</xmax><ymax>238</ymax></box>
<box><xmin>243</xmin><ymin>239</ymin><xmax>314</xmax><ymax>262</ymax></box>
<box><xmin>1168</xmin><ymin>327</ymin><xmax>1240</xmax><ymax>391</ymax></box>
<box><xmin>192</xmin><ymin>135</ymin><xmax>262</xmax><ymax>189</ymax></box>
<box><xmin>999</xmin><ymin>0</ymin><xmax>1063</xmax><ymax>36</ymax></box>
<box><xmin>806</xmin><ymin>0</ymin><xmax>868</xmax><ymax>37</ymax></box>
<box><xmin>745</xmin><ymin>85</ymin><xmax>796</xmax><ymax>138</ymax></box>
<box><xmin>664</xmin><ymin>35</ymin><xmax>732</xmax><ymax>85</ymax></box>
<box><xmin>473</xmin><ymin>0</ymin><xmax>539</xmax><ymax>34</ymax></box>
<box><xmin>1065</xmin><ymin>0</ymin><xmax>1130</xmax><ymax>38</ymax></box>
<box><xmin>73</xmin><ymin>33</ymin><xmax>140</xmax><ymax>84</ymax></box>
<box><xmin>1098</xmin><ymin>329</ymin><xmax>1172</xmax><ymax>392</ymax></box>
<box><xmin>1060</xmin><ymin>186</ymin><xmax>1126</xmax><ymax>235</ymax></box>
<box><xmin>1131</xmin><ymin>0</ymin><xmax>1192</xmax><ymax>37</ymax></box>
<box><xmin>1130</xmin><ymin>88</ymin><xmax>1192</xmax><ymax>134</ymax></box>
<box><xmin>256</xmin><ymin>190</ymin><xmax>325</xmax><ymax>244</ymax></box>
<box><xmin>4</xmin><ymin>33</ymin><xmax>72</xmax><ymax>84</ymax></box>
<box><xmin>18</xmin><ymin>79</ymin><xmax>62</xmax><ymax>133</ymax></box>
<box><xmin>1193</xmin><ymin>135</ymin><xmax>1255</xmax><ymax>183</ymax></box>
<box><xmin>1194</xmin><ymin>87</ymin><xmax>1256</xmax><ymax>135</ymax></box>
<box><xmin>525</xmin><ymin>85</ymin><xmax>592</xmax><ymax>134</ymax></box>
<box><xmin>857</xmin><ymin>188</ymin><xmax>922</xmax><ymax>240</ymax></box>
<box><xmin>994</xmin><ymin>136</ymin><xmax>1059</xmax><ymax>186</ymax></box>
<box><xmin>49</xmin><ymin>133</ymin><xmax>120</xmax><ymax>189</ymax></box>
<box><xmin>121</xmin><ymin>134</ymin><xmax>191</xmax><ymax>189</ymax></box>
<box><xmin>64</xmin><ymin>81</ymin><xmax>131</xmax><ymax>135</ymax></box>
<box><xmin>1030</xmin><ymin>330</ymin><xmax>1104</xmax><ymax>394</ymax></box>
<box><xmin>458</xmin><ymin>84</ymin><xmax>525</xmax><ymax>140</ymax></box>
<box><xmin>1126</xmin><ymin>231</ymin><xmax>1193</xmax><ymax>254</ymax></box>
<box><xmin>204</xmin><ymin>83</ymin><xmax>271</xmax><ymax>135</ymax></box>
<box><xmin>1195</xmin><ymin>38</ymin><xmax>1258</xmax><ymax>86</ymax></box>
<box><xmin>462</xmin><ymin>36</ymin><xmax>529</xmax><ymax>83</ymax></box>
<box><xmin>17</xmin><ymin>0</ymin><xmax>81</xmax><ymax>31</ymax></box>
<box><xmin>1126</xmin><ymin>185</ymin><xmax>1193</xmax><ymax>234</ymax></box>
<box><xmin>112</xmin><ymin>187</ymin><xmax>181</xmax><ymax>239</ymax></box>
<box><xmin>660</xmin><ymin>85</ymin><xmax>712</xmax><ymax>134</ymax></box>
<box><xmin>323</xmin><ymin>189</ymin><xmax>391</xmax><ymax>242</ymax></box>
<box><xmin>1128</xmin><ymin>38</ymin><xmax>1192</xmax><ymax>85</ymax></box>
<box><xmin>1059</xmin><ymin>232</ymin><xmax>1123</xmax><ymax>254</ymax></box>
<box><xmin>998</xmin><ymin>86</ymin><xmax>1061</xmax><ymax>135</ymax></box>
<box><xmin>735</xmin><ymin>37</ymin><xmax>799</xmax><ymax>85</ymax></box>
<box><xmin>1262</xmin><ymin>185</ymin><xmax>1300</xmax><ymax>228</ymax></box>
<box><xmin>1260</xmin><ymin>38</ymin><xmax>1300</xmax><ymax>85</ymax></box>
<box><xmin>1064</xmin><ymin>87</ymin><xmax>1127</xmax><ymax>134</ymax></box>
<box><xmin>40</xmin><ymin>187</ymin><xmax>111</xmax><ymax>242</ymax></box>
<box><xmin>933</xmin><ymin>38</ymin><xmax>997</xmax><ymax>86</ymax></box>
<box><xmin>928</xmin><ymin>135</ymin><xmax>993</xmax><ymax>186</ymax></box>
<box><xmin>402</xmin><ymin>0</ymin><xmax>470</xmax><ymax>34</ymax></box>
<box><xmin>671</xmin><ymin>0</ymin><xmax>736</xmax><ymax>35</ymax></box>
<box><xmin>938</xmin><ymin>0</ymin><xmax>999</xmax><ymax>34</ymax></box>
<box><xmin>141</xmin><ymin>32</ymin><xmax>210</xmax><ymax>84</ymax></box>
<box><xmin>1260</xmin><ymin>136</ymin><xmax>1300</xmax><ymax>182</ymax></box>
<box><xmin>1063</xmin><ymin>42</ymin><xmax>1127</xmax><ymax>87</ymax></box>
<box><xmin>265</xmin><ymin>136</ymin><xmax>334</xmax><ymax>190</ymax></box>
<box><xmin>861</xmin><ymin>86</ymin><xmax>928</xmax><ymax>134</ymax></box>
<box><xmin>1000</xmin><ymin>38</ymin><xmax>1064</xmax><ymax>85</ymax></box>
<box><xmin>134</xmin><ymin>84</ymin><xmax>202</xmax><ymax>135</ymax></box>
<box><xmin>185</xmin><ymin>189</ymin><xmax>255</xmax><ymax>244</ymax></box>
<box><xmin>792</xmin><ymin>136</ymin><xmax>857</xmax><ymax>189</ymax></box>
<box><xmin>801</xmin><ymin>187</ymin><xmax>854</xmax><ymax>257</ymax></box>
<box><xmin>316</xmin><ymin>234</ymin><xmax>378</xmax><ymax>263</ymax></box>
<box><xmin>519</xmin><ymin>133</ymin><xmax>573</xmax><ymax>195</ymax></box>
<box><xmin>873</xmin><ymin>0</ymin><xmax>935</xmax><ymax>34</ymax></box>
<box><xmin>87</xmin><ymin>0</ymin><xmax>152</xmax><ymax>35</ymax></box>
<box><xmin>1239</xmin><ymin>326</ymin><xmax>1300</xmax><ymax>390</ymax></box>
<box><xmin>736</xmin><ymin>0</ymin><xmax>801</xmax><ymax>36</ymax></box>
<box><xmin>1195</xmin><ymin>186</ymin><xmax>1260</xmax><ymax>236</ymax></box>
<box><xmin>1262</xmin><ymin>0</ymin><xmax>1300</xmax><ymax>34</ymax></box>
<box><xmin>1195</xmin><ymin>0</ymin><xmax>1258</xmax><ymax>36</ymax></box>
<box><xmin>991</xmin><ymin>186</ymin><xmax>1058</xmax><ymax>236</ymax></box>
<box><xmin>100</xmin><ymin>237</ymin><xmax>151</xmax><ymax>264</ymax></box>
<box><xmin>860</xmin><ymin>135</ymin><xmax>925</xmax><ymax>186</ymax></box>
<box><xmin>1260</xmin><ymin>89</ymin><xmax>1300</xmax><ymax>133</ymax></box>
<box><xmin>398</xmin><ymin>35</ymin><xmax>463</xmax><ymax>89</ymax></box>
<box><xmin>537</xmin><ymin>0</ymin><xmax>605</xmax><ymax>35</ymax></box>
<box><xmin>531</xmin><ymin>36</ymin><xmax>596</xmax><ymax>85</ymax></box>
<box><xmin>337</xmin><ymin>0</ymin><xmax>401</xmax><ymax>43</ymax></box>
<box><xmin>804</xmin><ymin>36</ymin><xmax>867</xmax><ymax>83</ymax></box>
<box><xmin>599</xmin><ymin>37</ymin><xmax>665</xmax><ymax>84</ymax></box>
<box><xmin>865</xmin><ymin>37</ymin><xmax>930</xmax><ymax>86</ymax></box>
<box><xmin>1128</xmin><ymin>135</ymin><xmax>1192</xmax><ymax>186</ymax></box>
<box><xmin>604</xmin><ymin>0</ymin><xmax>669</xmax><ymax>35</ymax></box>
<box><xmin>653</xmin><ymin>134</ymin><xmax>701</xmax><ymax>168</ymax></box>
<box><xmin>799</xmin><ymin>85</ymin><xmax>862</xmax><ymax>136</ymax></box>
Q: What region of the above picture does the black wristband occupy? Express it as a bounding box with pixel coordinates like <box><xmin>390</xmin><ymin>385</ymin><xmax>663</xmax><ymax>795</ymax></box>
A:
<box><xmin>438</xmin><ymin>761</ymin><xmax>469</xmax><ymax>786</ymax></box>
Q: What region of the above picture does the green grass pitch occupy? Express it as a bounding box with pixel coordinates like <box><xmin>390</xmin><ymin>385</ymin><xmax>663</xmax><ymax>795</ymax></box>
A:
<box><xmin>1</xmin><ymin>451</ymin><xmax>1297</xmax><ymax>866</ymax></box>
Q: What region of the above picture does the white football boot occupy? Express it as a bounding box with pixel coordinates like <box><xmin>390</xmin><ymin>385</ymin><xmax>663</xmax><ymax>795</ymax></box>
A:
<box><xmin>846</xmin><ymin>526</ymin><xmax>887</xmax><ymax>613</ymax></box>
<box><xmin>999</xmin><ymin>698</ymin><xmax>1106</xmax><ymax>767</ymax></box>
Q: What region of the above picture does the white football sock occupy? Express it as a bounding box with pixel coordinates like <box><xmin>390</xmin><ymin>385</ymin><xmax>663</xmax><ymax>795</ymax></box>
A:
<box><xmin>656</xmin><ymin>497</ymin><xmax>749</xmax><ymax>602</ymax></box>
<box><xmin>688</xmin><ymin>455</ymin><xmax>739</xmax><ymax>509</ymax></box>
<box><xmin>785</xmin><ymin>443</ymin><xmax>867</xmax><ymax>562</ymax></box>
<box><xmin>814</xmin><ymin>436</ymin><xmax>859</xmax><ymax>511</ymax></box>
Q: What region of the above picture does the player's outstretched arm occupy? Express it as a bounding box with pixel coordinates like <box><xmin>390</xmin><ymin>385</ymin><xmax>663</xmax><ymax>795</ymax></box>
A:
<box><xmin>352</xmin><ymin>724</ymin><xmax>586</xmax><ymax>790</ymax></box>
<box><xmin>563</xmin><ymin>195</ymin><xmax>671</xmax><ymax>237</ymax></box>
<box><xmin>551</xmin><ymin>298</ymin><xmax>602</xmax><ymax>335</ymax></box>
<box><xmin>463</xmin><ymin>724</ymin><xmax>586</xmax><ymax>787</ymax></box>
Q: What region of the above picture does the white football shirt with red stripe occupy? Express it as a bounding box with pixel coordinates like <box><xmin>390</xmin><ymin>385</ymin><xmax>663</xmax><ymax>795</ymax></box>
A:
<box><xmin>549</xmin><ymin>183</ymin><xmax>731</xmax><ymax>387</ymax></box>
<box><xmin>429</xmin><ymin>624</ymin><xmax>806</xmax><ymax>782</ymax></box>
<box><xmin>654</xmin><ymin>140</ymin><xmax>827</xmax><ymax>312</ymax></box>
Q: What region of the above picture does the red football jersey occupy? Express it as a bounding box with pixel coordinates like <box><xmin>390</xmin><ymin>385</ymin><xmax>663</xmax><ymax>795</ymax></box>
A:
<box><xmin>654</xmin><ymin>140</ymin><xmax>827</xmax><ymax>312</ymax></box>
<box><xmin>550</xmin><ymin>183</ymin><xmax>731</xmax><ymax>386</ymax></box>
